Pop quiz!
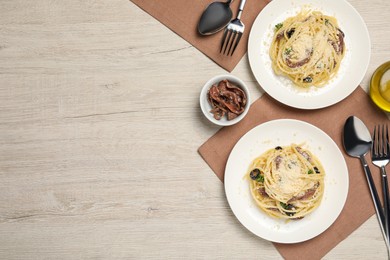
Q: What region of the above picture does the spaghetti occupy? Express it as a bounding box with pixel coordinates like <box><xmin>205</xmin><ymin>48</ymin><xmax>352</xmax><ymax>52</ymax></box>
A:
<box><xmin>247</xmin><ymin>144</ymin><xmax>325</xmax><ymax>220</ymax></box>
<box><xmin>269</xmin><ymin>10</ymin><xmax>345</xmax><ymax>88</ymax></box>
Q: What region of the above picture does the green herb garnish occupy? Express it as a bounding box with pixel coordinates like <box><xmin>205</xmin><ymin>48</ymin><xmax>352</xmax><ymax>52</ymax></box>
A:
<box><xmin>325</xmin><ymin>18</ymin><xmax>329</xmax><ymax>25</ymax></box>
<box><xmin>275</xmin><ymin>23</ymin><xmax>283</xmax><ymax>30</ymax></box>
<box><xmin>284</xmin><ymin>47</ymin><xmax>292</xmax><ymax>55</ymax></box>
<box><xmin>280</xmin><ymin>202</ymin><xmax>288</xmax><ymax>209</ymax></box>
<box><xmin>256</xmin><ymin>175</ymin><xmax>264</xmax><ymax>183</ymax></box>
<box><xmin>280</xmin><ymin>202</ymin><xmax>295</xmax><ymax>216</ymax></box>
<box><xmin>280</xmin><ymin>202</ymin><xmax>294</xmax><ymax>210</ymax></box>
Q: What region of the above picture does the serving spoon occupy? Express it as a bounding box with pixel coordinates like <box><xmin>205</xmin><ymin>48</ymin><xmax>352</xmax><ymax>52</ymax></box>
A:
<box><xmin>343</xmin><ymin>116</ymin><xmax>389</xmax><ymax>252</ymax></box>
<box><xmin>198</xmin><ymin>0</ymin><xmax>233</xmax><ymax>35</ymax></box>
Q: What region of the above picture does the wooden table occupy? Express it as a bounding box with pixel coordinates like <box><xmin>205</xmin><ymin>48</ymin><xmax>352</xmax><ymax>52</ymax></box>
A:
<box><xmin>0</xmin><ymin>0</ymin><xmax>389</xmax><ymax>258</ymax></box>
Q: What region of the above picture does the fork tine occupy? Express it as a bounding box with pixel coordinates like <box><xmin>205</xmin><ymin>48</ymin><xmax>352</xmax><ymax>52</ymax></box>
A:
<box><xmin>226</xmin><ymin>31</ymin><xmax>238</xmax><ymax>55</ymax></box>
<box><xmin>385</xmin><ymin>124</ymin><xmax>388</xmax><ymax>153</ymax></box>
<box><xmin>377</xmin><ymin>124</ymin><xmax>381</xmax><ymax>156</ymax></box>
<box><xmin>381</xmin><ymin>124</ymin><xmax>386</xmax><ymax>156</ymax></box>
<box><xmin>373</xmin><ymin>125</ymin><xmax>378</xmax><ymax>156</ymax></box>
<box><xmin>386</xmin><ymin>124</ymin><xmax>390</xmax><ymax>156</ymax></box>
<box><xmin>230</xmin><ymin>32</ymin><xmax>242</xmax><ymax>56</ymax></box>
<box><xmin>224</xmin><ymin>30</ymin><xmax>234</xmax><ymax>55</ymax></box>
<box><xmin>220</xmin><ymin>29</ymin><xmax>229</xmax><ymax>53</ymax></box>
<box><xmin>380</xmin><ymin>124</ymin><xmax>383</xmax><ymax>156</ymax></box>
<box><xmin>221</xmin><ymin>29</ymin><xmax>232</xmax><ymax>54</ymax></box>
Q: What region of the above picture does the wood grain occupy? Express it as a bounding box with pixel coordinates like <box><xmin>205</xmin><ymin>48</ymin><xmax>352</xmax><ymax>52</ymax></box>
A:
<box><xmin>0</xmin><ymin>0</ymin><xmax>389</xmax><ymax>259</ymax></box>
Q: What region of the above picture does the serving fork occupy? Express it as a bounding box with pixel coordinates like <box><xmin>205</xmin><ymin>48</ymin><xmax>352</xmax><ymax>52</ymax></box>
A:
<box><xmin>371</xmin><ymin>124</ymin><xmax>390</xmax><ymax>243</ymax></box>
<box><xmin>220</xmin><ymin>0</ymin><xmax>247</xmax><ymax>55</ymax></box>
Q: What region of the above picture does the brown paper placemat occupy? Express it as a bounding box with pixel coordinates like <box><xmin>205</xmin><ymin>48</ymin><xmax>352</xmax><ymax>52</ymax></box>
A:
<box><xmin>198</xmin><ymin>87</ymin><xmax>389</xmax><ymax>259</ymax></box>
<box><xmin>130</xmin><ymin>0</ymin><xmax>270</xmax><ymax>72</ymax></box>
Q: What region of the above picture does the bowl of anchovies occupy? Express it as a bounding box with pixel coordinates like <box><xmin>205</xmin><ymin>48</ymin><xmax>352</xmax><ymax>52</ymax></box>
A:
<box><xmin>200</xmin><ymin>74</ymin><xmax>251</xmax><ymax>126</ymax></box>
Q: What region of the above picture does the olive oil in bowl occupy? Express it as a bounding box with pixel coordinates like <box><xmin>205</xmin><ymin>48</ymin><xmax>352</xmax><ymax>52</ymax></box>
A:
<box><xmin>370</xmin><ymin>61</ymin><xmax>390</xmax><ymax>112</ymax></box>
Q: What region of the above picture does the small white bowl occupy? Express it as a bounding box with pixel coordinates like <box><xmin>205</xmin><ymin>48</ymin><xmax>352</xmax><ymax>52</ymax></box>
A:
<box><xmin>200</xmin><ymin>74</ymin><xmax>251</xmax><ymax>126</ymax></box>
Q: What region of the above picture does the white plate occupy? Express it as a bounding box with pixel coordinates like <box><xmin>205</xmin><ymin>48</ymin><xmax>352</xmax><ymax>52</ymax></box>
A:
<box><xmin>248</xmin><ymin>0</ymin><xmax>370</xmax><ymax>109</ymax></box>
<box><xmin>224</xmin><ymin>119</ymin><xmax>349</xmax><ymax>243</ymax></box>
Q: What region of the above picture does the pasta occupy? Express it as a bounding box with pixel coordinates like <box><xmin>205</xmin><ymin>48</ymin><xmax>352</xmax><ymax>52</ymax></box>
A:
<box><xmin>247</xmin><ymin>144</ymin><xmax>325</xmax><ymax>220</ymax></box>
<box><xmin>269</xmin><ymin>10</ymin><xmax>345</xmax><ymax>88</ymax></box>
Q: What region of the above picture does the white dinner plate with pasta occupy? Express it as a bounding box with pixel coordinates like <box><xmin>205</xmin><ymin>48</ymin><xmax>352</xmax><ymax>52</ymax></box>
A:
<box><xmin>248</xmin><ymin>0</ymin><xmax>370</xmax><ymax>109</ymax></box>
<box><xmin>224</xmin><ymin>119</ymin><xmax>349</xmax><ymax>243</ymax></box>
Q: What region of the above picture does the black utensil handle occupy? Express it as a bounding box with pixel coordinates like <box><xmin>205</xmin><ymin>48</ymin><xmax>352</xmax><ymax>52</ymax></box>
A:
<box><xmin>381</xmin><ymin>167</ymin><xmax>390</xmax><ymax>240</ymax></box>
<box><xmin>360</xmin><ymin>156</ymin><xmax>388</xmax><ymax>244</ymax></box>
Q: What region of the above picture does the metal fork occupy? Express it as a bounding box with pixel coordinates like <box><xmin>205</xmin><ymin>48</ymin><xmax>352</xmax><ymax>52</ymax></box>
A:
<box><xmin>220</xmin><ymin>0</ymin><xmax>247</xmax><ymax>56</ymax></box>
<box><xmin>372</xmin><ymin>124</ymin><xmax>390</xmax><ymax>245</ymax></box>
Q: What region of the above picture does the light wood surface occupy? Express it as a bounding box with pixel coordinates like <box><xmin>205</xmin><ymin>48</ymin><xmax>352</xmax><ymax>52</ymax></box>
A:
<box><xmin>0</xmin><ymin>0</ymin><xmax>389</xmax><ymax>259</ymax></box>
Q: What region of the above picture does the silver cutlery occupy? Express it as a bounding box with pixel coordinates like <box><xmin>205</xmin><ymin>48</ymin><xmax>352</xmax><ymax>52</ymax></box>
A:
<box><xmin>372</xmin><ymin>124</ymin><xmax>390</xmax><ymax>242</ymax></box>
<box><xmin>343</xmin><ymin>116</ymin><xmax>389</xmax><ymax>252</ymax></box>
<box><xmin>220</xmin><ymin>0</ymin><xmax>246</xmax><ymax>55</ymax></box>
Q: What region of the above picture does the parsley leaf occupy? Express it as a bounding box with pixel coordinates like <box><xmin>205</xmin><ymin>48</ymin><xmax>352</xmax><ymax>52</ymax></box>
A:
<box><xmin>275</xmin><ymin>23</ymin><xmax>283</xmax><ymax>30</ymax></box>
